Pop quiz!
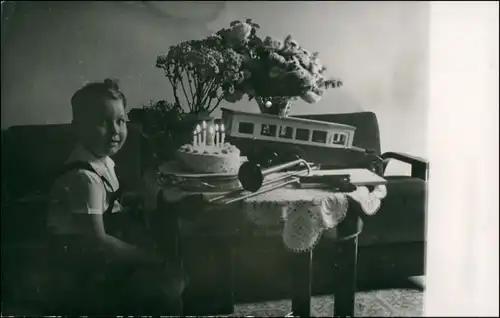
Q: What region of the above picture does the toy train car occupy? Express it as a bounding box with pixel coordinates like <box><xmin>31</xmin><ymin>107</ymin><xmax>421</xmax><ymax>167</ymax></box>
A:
<box><xmin>221</xmin><ymin>108</ymin><xmax>370</xmax><ymax>168</ymax></box>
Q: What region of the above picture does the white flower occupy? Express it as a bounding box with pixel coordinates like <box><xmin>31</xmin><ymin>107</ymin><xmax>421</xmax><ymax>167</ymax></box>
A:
<box><xmin>310</xmin><ymin>57</ymin><xmax>323</xmax><ymax>74</ymax></box>
<box><xmin>301</xmin><ymin>91</ymin><xmax>321</xmax><ymax>104</ymax></box>
<box><xmin>230</xmin><ymin>22</ymin><xmax>252</xmax><ymax>41</ymax></box>
<box><xmin>310</xmin><ymin>63</ymin><xmax>321</xmax><ymax>75</ymax></box>
<box><xmin>269</xmin><ymin>52</ymin><xmax>287</xmax><ymax>65</ymax></box>
<box><xmin>297</xmin><ymin>53</ymin><xmax>310</xmax><ymax>67</ymax></box>
<box><xmin>289</xmin><ymin>39</ymin><xmax>299</xmax><ymax>47</ymax></box>
<box><xmin>301</xmin><ymin>48</ymin><xmax>310</xmax><ymax>56</ymax></box>
<box><xmin>291</xmin><ymin>67</ymin><xmax>312</xmax><ymax>83</ymax></box>
<box><xmin>263</xmin><ymin>36</ymin><xmax>283</xmax><ymax>50</ymax></box>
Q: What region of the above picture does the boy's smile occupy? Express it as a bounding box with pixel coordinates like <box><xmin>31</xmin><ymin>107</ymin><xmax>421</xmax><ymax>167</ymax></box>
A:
<box><xmin>76</xmin><ymin>99</ymin><xmax>128</xmax><ymax>158</ymax></box>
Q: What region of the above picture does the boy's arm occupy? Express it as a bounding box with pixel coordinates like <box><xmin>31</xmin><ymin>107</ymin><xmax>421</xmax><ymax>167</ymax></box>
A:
<box><xmin>60</xmin><ymin>170</ymin><xmax>163</xmax><ymax>266</ymax></box>
<box><xmin>76</xmin><ymin>213</ymin><xmax>163</xmax><ymax>266</ymax></box>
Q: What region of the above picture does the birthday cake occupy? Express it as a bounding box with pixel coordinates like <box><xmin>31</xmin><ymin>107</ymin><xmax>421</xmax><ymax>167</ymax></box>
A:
<box><xmin>176</xmin><ymin>142</ymin><xmax>242</xmax><ymax>174</ymax></box>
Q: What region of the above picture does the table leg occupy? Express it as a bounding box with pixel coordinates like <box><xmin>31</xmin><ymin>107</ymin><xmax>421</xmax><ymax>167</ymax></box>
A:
<box><xmin>333</xmin><ymin>235</ymin><xmax>359</xmax><ymax>318</ymax></box>
<box><xmin>213</xmin><ymin>239</ymin><xmax>235</xmax><ymax>315</ymax></box>
<box><xmin>155</xmin><ymin>193</ymin><xmax>185</xmax><ymax>315</ymax></box>
<box><xmin>291</xmin><ymin>250</ymin><xmax>313</xmax><ymax>317</ymax></box>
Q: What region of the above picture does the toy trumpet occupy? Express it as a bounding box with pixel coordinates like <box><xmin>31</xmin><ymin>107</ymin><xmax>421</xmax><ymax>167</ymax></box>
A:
<box><xmin>238</xmin><ymin>157</ymin><xmax>314</xmax><ymax>192</ymax></box>
<box><xmin>207</xmin><ymin>157</ymin><xmax>319</xmax><ymax>205</ymax></box>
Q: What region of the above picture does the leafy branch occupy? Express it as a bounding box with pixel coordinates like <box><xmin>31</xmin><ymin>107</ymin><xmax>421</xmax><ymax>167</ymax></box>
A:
<box><xmin>156</xmin><ymin>37</ymin><xmax>244</xmax><ymax>115</ymax></box>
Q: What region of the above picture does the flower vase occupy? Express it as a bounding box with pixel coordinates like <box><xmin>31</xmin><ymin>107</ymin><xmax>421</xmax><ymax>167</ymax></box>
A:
<box><xmin>255</xmin><ymin>96</ymin><xmax>292</xmax><ymax>117</ymax></box>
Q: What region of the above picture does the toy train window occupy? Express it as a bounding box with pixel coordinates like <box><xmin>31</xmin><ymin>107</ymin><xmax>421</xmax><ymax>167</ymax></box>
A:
<box><xmin>279</xmin><ymin>126</ymin><xmax>294</xmax><ymax>139</ymax></box>
<box><xmin>261</xmin><ymin>124</ymin><xmax>277</xmax><ymax>137</ymax></box>
<box><xmin>295</xmin><ymin>128</ymin><xmax>310</xmax><ymax>141</ymax></box>
<box><xmin>312</xmin><ymin>130</ymin><xmax>328</xmax><ymax>144</ymax></box>
<box><xmin>238</xmin><ymin>122</ymin><xmax>254</xmax><ymax>134</ymax></box>
<box><xmin>332</xmin><ymin>133</ymin><xmax>347</xmax><ymax>145</ymax></box>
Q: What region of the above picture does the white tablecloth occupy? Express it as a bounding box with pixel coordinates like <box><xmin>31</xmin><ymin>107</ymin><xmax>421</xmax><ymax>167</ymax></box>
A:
<box><xmin>142</xmin><ymin>169</ymin><xmax>387</xmax><ymax>253</ymax></box>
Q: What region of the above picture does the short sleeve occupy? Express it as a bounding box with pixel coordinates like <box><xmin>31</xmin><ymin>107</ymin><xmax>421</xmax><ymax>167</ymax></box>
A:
<box><xmin>52</xmin><ymin>169</ymin><xmax>106</xmax><ymax>215</ymax></box>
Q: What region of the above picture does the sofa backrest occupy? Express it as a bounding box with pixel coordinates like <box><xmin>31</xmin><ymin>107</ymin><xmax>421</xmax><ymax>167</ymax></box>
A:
<box><xmin>1</xmin><ymin>112</ymin><xmax>380</xmax><ymax>199</ymax></box>
<box><xmin>1</xmin><ymin>123</ymin><xmax>143</xmax><ymax>200</ymax></box>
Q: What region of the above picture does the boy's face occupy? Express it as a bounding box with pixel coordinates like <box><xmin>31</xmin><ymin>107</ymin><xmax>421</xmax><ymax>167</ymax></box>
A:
<box><xmin>75</xmin><ymin>99</ymin><xmax>128</xmax><ymax>158</ymax></box>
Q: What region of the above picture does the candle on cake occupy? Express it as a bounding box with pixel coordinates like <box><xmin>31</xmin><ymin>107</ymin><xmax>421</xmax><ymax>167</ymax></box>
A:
<box><xmin>202</xmin><ymin>121</ymin><xmax>207</xmax><ymax>146</ymax></box>
<box><xmin>196</xmin><ymin>124</ymin><xmax>201</xmax><ymax>145</ymax></box>
<box><xmin>208</xmin><ymin>125</ymin><xmax>215</xmax><ymax>146</ymax></box>
<box><xmin>220</xmin><ymin>124</ymin><xmax>225</xmax><ymax>147</ymax></box>
<box><xmin>193</xmin><ymin>129</ymin><xmax>197</xmax><ymax>146</ymax></box>
<box><xmin>215</xmin><ymin>124</ymin><xmax>220</xmax><ymax>147</ymax></box>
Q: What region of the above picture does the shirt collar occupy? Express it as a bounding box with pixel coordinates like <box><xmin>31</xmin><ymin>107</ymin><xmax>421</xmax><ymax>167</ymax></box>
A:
<box><xmin>66</xmin><ymin>143</ymin><xmax>115</xmax><ymax>176</ymax></box>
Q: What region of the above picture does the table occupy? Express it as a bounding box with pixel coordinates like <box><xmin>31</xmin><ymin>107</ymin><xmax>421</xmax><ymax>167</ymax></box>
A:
<box><xmin>143</xmin><ymin>168</ymin><xmax>387</xmax><ymax>317</ymax></box>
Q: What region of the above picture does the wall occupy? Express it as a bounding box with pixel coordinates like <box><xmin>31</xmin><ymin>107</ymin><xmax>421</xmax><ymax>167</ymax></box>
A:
<box><xmin>1</xmin><ymin>1</ymin><xmax>429</xmax><ymax>163</ymax></box>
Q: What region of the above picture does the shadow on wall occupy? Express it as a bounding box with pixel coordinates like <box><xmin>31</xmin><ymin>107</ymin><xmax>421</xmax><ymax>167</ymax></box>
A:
<box><xmin>1</xmin><ymin>1</ymin><xmax>429</xmax><ymax>159</ymax></box>
<box><xmin>1</xmin><ymin>1</ymin><xmax>226</xmax><ymax>127</ymax></box>
<box><xmin>1</xmin><ymin>1</ymin><xmax>17</xmax><ymax>51</ymax></box>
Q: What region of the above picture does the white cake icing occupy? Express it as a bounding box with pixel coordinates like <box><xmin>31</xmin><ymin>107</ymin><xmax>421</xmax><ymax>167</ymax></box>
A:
<box><xmin>176</xmin><ymin>142</ymin><xmax>242</xmax><ymax>174</ymax></box>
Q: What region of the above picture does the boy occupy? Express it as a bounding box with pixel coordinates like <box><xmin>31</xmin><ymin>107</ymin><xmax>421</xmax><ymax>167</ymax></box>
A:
<box><xmin>47</xmin><ymin>79</ymin><xmax>186</xmax><ymax>315</ymax></box>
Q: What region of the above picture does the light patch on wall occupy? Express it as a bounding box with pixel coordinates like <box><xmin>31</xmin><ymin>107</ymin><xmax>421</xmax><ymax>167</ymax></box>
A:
<box><xmin>392</xmin><ymin>52</ymin><xmax>425</xmax><ymax>109</ymax></box>
<box><xmin>1</xmin><ymin>1</ymin><xmax>429</xmax><ymax>161</ymax></box>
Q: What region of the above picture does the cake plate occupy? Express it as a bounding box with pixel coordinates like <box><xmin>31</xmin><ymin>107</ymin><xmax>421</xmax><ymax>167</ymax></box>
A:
<box><xmin>157</xmin><ymin>157</ymin><xmax>248</xmax><ymax>192</ymax></box>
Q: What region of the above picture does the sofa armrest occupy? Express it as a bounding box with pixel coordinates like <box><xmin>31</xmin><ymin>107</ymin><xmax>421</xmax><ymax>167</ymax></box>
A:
<box><xmin>381</xmin><ymin>152</ymin><xmax>429</xmax><ymax>180</ymax></box>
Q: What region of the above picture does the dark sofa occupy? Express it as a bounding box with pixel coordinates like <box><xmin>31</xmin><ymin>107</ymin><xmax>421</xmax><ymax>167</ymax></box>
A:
<box><xmin>1</xmin><ymin>112</ymin><xmax>428</xmax><ymax>314</ymax></box>
<box><xmin>1</xmin><ymin>123</ymin><xmax>143</xmax><ymax>313</ymax></box>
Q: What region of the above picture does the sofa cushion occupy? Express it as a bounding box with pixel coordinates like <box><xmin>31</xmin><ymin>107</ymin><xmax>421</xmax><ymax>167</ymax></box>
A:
<box><xmin>2</xmin><ymin>123</ymin><xmax>142</xmax><ymax>199</ymax></box>
<box><xmin>2</xmin><ymin>124</ymin><xmax>75</xmax><ymax>198</ymax></box>
<box><xmin>358</xmin><ymin>176</ymin><xmax>427</xmax><ymax>246</ymax></box>
<box><xmin>1</xmin><ymin>123</ymin><xmax>143</xmax><ymax>244</ymax></box>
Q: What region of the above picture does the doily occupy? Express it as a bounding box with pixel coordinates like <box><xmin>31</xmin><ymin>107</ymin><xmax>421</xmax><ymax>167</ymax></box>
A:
<box><xmin>242</xmin><ymin>185</ymin><xmax>387</xmax><ymax>253</ymax></box>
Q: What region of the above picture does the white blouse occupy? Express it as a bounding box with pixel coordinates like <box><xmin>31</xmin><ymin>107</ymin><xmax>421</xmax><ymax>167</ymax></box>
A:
<box><xmin>47</xmin><ymin>144</ymin><xmax>123</xmax><ymax>235</ymax></box>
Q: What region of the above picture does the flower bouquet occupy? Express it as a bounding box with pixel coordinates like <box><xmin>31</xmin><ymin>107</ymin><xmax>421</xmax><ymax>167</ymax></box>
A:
<box><xmin>216</xmin><ymin>19</ymin><xmax>343</xmax><ymax>115</ymax></box>
<box><xmin>156</xmin><ymin>37</ymin><xmax>244</xmax><ymax>115</ymax></box>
